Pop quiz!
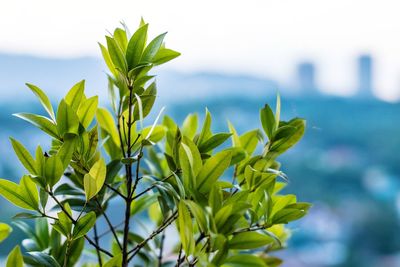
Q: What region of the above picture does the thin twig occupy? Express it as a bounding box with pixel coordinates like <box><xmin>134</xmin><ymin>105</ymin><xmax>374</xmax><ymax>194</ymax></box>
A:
<box><xmin>93</xmin><ymin>223</ymin><xmax>103</xmax><ymax>267</ymax></box>
<box><xmin>105</xmin><ymin>183</ymin><xmax>126</xmax><ymax>199</ymax></box>
<box><xmin>158</xmin><ymin>230</ymin><xmax>165</xmax><ymax>267</ymax></box>
<box><xmin>175</xmin><ymin>244</ymin><xmax>184</xmax><ymax>267</ymax></box>
<box><xmin>132</xmin><ymin>173</ymin><xmax>175</xmax><ymax>201</ymax></box>
<box><xmin>95</xmin><ymin>198</ymin><xmax>122</xmax><ymax>250</ymax></box>
<box><xmin>128</xmin><ymin>211</ymin><xmax>178</xmax><ymax>261</ymax></box>
<box><xmin>46</xmin><ymin>190</ymin><xmax>113</xmax><ymax>257</ymax></box>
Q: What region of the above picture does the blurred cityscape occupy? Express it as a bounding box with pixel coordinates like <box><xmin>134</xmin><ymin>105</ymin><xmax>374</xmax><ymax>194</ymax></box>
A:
<box><xmin>0</xmin><ymin>53</ymin><xmax>399</xmax><ymax>267</ymax></box>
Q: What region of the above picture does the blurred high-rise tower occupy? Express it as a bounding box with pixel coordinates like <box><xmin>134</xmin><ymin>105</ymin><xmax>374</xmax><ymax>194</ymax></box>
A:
<box><xmin>357</xmin><ymin>55</ymin><xmax>374</xmax><ymax>98</ymax></box>
<box><xmin>297</xmin><ymin>62</ymin><xmax>317</xmax><ymax>95</ymax></box>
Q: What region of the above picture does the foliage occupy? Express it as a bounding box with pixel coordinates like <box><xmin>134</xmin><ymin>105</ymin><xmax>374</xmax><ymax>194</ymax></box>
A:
<box><xmin>0</xmin><ymin>19</ymin><xmax>310</xmax><ymax>267</ymax></box>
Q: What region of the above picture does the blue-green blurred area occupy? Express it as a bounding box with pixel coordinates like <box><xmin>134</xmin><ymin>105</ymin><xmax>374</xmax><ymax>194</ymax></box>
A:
<box><xmin>0</xmin><ymin>54</ymin><xmax>399</xmax><ymax>267</ymax></box>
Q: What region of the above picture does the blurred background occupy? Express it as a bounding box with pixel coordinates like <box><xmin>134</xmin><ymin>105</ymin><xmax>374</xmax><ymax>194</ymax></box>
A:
<box><xmin>0</xmin><ymin>1</ymin><xmax>399</xmax><ymax>266</ymax></box>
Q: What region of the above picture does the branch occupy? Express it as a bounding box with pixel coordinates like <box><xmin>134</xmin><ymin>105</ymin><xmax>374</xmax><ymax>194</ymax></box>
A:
<box><xmin>158</xmin><ymin>230</ymin><xmax>165</xmax><ymax>267</ymax></box>
<box><xmin>105</xmin><ymin>183</ymin><xmax>126</xmax><ymax>200</ymax></box>
<box><xmin>93</xmin><ymin>223</ymin><xmax>103</xmax><ymax>267</ymax></box>
<box><xmin>128</xmin><ymin>211</ymin><xmax>178</xmax><ymax>261</ymax></box>
<box><xmin>95</xmin><ymin>198</ymin><xmax>122</xmax><ymax>250</ymax></box>
<box><xmin>46</xmin><ymin>190</ymin><xmax>113</xmax><ymax>257</ymax></box>
<box><xmin>132</xmin><ymin>173</ymin><xmax>176</xmax><ymax>201</ymax></box>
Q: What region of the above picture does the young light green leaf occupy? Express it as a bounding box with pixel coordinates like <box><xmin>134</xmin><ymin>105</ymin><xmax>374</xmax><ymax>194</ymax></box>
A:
<box><xmin>141</xmin><ymin>32</ymin><xmax>167</xmax><ymax>63</ymax></box>
<box><xmin>65</xmin><ymin>80</ymin><xmax>85</xmax><ymax>111</ymax></box>
<box><xmin>181</xmin><ymin>113</ymin><xmax>198</xmax><ymax>140</ymax></box>
<box><xmin>10</xmin><ymin>137</ymin><xmax>36</xmax><ymax>175</ymax></box>
<box><xmin>104</xmin><ymin>254</ymin><xmax>122</xmax><ymax>267</ymax></box>
<box><xmin>229</xmin><ymin>232</ymin><xmax>274</xmax><ymax>249</ymax></box>
<box><xmin>26</xmin><ymin>83</ymin><xmax>55</xmax><ymax>121</ymax></box>
<box><xmin>99</xmin><ymin>42</ymin><xmax>117</xmax><ymax>76</ymax></box>
<box><xmin>114</xmin><ymin>27</ymin><xmax>128</xmax><ymax>52</ymax></box>
<box><xmin>184</xmin><ymin>200</ymin><xmax>208</xmax><ymax>234</ymax></box>
<box><xmin>152</xmin><ymin>47</ymin><xmax>181</xmax><ymax>66</ymax></box>
<box><xmin>272</xmin><ymin>208</ymin><xmax>307</xmax><ymax>224</ymax></box>
<box><xmin>106</xmin><ymin>36</ymin><xmax>127</xmax><ymax>73</ymax></box>
<box><xmin>44</xmin><ymin>155</ymin><xmax>64</xmax><ymax>187</ymax></box>
<box><xmin>97</xmin><ymin>108</ymin><xmax>120</xmax><ymax>145</ymax></box>
<box><xmin>177</xmin><ymin>201</ymin><xmax>195</xmax><ymax>254</ymax></box>
<box><xmin>84</xmin><ymin>159</ymin><xmax>107</xmax><ymax>200</ymax></box>
<box><xmin>0</xmin><ymin>176</ymin><xmax>39</xmax><ymax>210</ymax></box>
<box><xmin>57</xmin><ymin>134</ymin><xmax>78</xmax><ymax>169</ymax></box>
<box><xmin>197</xmin><ymin>108</ymin><xmax>212</xmax><ymax>146</ymax></box>
<box><xmin>197</xmin><ymin>150</ymin><xmax>232</xmax><ymax>193</ymax></box>
<box><xmin>83</xmin><ymin>174</ymin><xmax>97</xmax><ymax>201</ymax></box>
<box><xmin>198</xmin><ymin>132</ymin><xmax>232</xmax><ymax>153</ymax></box>
<box><xmin>6</xmin><ymin>245</ymin><xmax>23</xmax><ymax>267</ymax></box>
<box><xmin>260</xmin><ymin>104</ymin><xmax>275</xmax><ymax>140</ymax></box>
<box><xmin>77</xmin><ymin>96</ymin><xmax>98</xmax><ymax>128</ymax></box>
<box><xmin>56</xmin><ymin>100</ymin><xmax>79</xmax><ymax>137</ymax></box>
<box><xmin>223</xmin><ymin>254</ymin><xmax>267</xmax><ymax>267</ymax></box>
<box><xmin>72</xmin><ymin>211</ymin><xmax>96</xmax><ymax>240</ymax></box>
<box><xmin>228</xmin><ymin>121</ymin><xmax>241</xmax><ymax>148</ymax></box>
<box><xmin>0</xmin><ymin>223</ymin><xmax>12</xmax><ymax>243</ymax></box>
<box><xmin>13</xmin><ymin>113</ymin><xmax>60</xmax><ymax>139</ymax></box>
<box><xmin>126</xmin><ymin>24</ymin><xmax>148</xmax><ymax>69</ymax></box>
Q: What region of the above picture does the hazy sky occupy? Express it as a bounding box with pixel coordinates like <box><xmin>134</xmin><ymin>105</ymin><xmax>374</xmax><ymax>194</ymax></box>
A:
<box><xmin>1</xmin><ymin>0</ymin><xmax>400</xmax><ymax>101</ymax></box>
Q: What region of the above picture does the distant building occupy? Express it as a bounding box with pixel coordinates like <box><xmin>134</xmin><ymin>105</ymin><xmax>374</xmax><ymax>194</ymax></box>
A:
<box><xmin>297</xmin><ymin>62</ymin><xmax>317</xmax><ymax>95</ymax></box>
<box><xmin>357</xmin><ymin>55</ymin><xmax>374</xmax><ymax>97</ymax></box>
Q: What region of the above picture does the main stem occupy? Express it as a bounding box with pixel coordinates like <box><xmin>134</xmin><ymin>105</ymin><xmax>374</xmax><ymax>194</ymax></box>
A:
<box><xmin>122</xmin><ymin>85</ymin><xmax>134</xmax><ymax>267</ymax></box>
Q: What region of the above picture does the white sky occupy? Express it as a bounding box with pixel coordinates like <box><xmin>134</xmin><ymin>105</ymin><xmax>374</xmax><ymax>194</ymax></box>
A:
<box><xmin>1</xmin><ymin>0</ymin><xmax>400</xmax><ymax>101</ymax></box>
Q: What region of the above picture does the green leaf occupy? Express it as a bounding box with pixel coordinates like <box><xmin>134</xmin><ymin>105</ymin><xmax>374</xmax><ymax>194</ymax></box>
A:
<box><xmin>141</xmin><ymin>32</ymin><xmax>167</xmax><ymax>63</ymax></box>
<box><xmin>181</xmin><ymin>113</ymin><xmax>198</xmax><ymax>139</ymax></box>
<box><xmin>114</xmin><ymin>28</ymin><xmax>128</xmax><ymax>52</ymax></box>
<box><xmin>25</xmin><ymin>252</ymin><xmax>60</xmax><ymax>267</ymax></box>
<box><xmin>240</xmin><ymin>130</ymin><xmax>262</xmax><ymax>155</ymax></box>
<box><xmin>57</xmin><ymin>134</ymin><xmax>78</xmax><ymax>169</ymax></box>
<box><xmin>104</xmin><ymin>253</ymin><xmax>122</xmax><ymax>267</ymax></box>
<box><xmin>223</xmin><ymin>254</ymin><xmax>267</xmax><ymax>267</ymax></box>
<box><xmin>44</xmin><ymin>155</ymin><xmax>64</xmax><ymax>187</ymax></box>
<box><xmin>0</xmin><ymin>176</ymin><xmax>39</xmax><ymax>210</ymax></box>
<box><xmin>84</xmin><ymin>159</ymin><xmax>106</xmax><ymax>200</ymax></box>
<box><xmin>26</xmin><ymin>83</ymin><xmax>55</xmax><ymax>121</ymax></box>
<box><xmin>197</xmin><ymin>150</ymin><xmax>232</xmax><ymax>193</ymax></box>
<box><xmin>197</xmin><ymin>108</ymin><xmax>212</xmax><ymax>146</ymax></box>
<box><xmin>77</xmin><ymin>96</ymin><xmax>98</xmax><ymax>128</ymax></box>
<box><xmin>198</xmin><ymin>133</ymin><xmax>232</xmax><ymax>153</ymax></box>
<box><xmin>229</xmin><ymin>232</ymin><xmax>274</xmax><ymax>249</ymax></box>
<box><xmin>270</xmin><ymin>194</ymin><xmax>297</xmax><ymax>217</ymax></box>
<box><xmin>152</xmin><ymin>47</ymin><xmax>181</xmax><ymax>66</ymax></box>
<box><xmin>270</xmin><ymin>118</ymin><xmax>306</xmax><ymax>154</ymax></box>
<box><xmin>6</xmin><ymin>245</ymin><xmax>23</xmax><ymax>267</ymax></box>
<box><xmin>56</xmin><ymin>100</ymin><xmax>79</xmax><ymax>137</ymax></box>
<box><xmin>13</xmin><ymin>113</ymin><xmax>59</xmax><ymax>139</ymax></box>
<box><xmin>260</xmin><ymin>104</ymin><xmax>275</xmax><ymax>140</ymax></box>
<box><xmin>97</xmin><ymin>108</ymin><xmax>120</xmax><ymax>146</ymax></box>
<box><xmin>177</xmin><ymin>201</ymin><xmax>194</xmax><ymax>254</ymax></box>
<box><xmin>178</xmin><ymin>137</ymin><xmax>202</xmax><ymax>191</ymax></box>
<box><xmin>53</xmin><ymin>203</ymin><xmax>73</xmax><ymax>237</ymax></box>
<box><xmin>72</xmin><ymin>212</ymin><xmax>96</xmax><ymax>240</ymax></box>
<box><xmin>272</xmin><ymin>208</ymin><xmax>308</xmax><ymax>224</ymax></box>
<box><xmin>184</xmin><ymin>200</ymin><xmax>208</xmax><ymax>234</ymax></box>
<box><xmin>0</xmin><ymin>223</ymin><xmax>12</xmax><ymax>243</ymax></box>
<box><xmin>106</xmin><ymin>36</ymin><xmax>127</xmax><ymax>73</ymax></box>
<box><xmin>65</xmin><ymin>80</ymin><xmax>85</xmax><ymax>111</ymax></box>
<box><xmin>126</xmin><ymin>24</ymin><xmax>148</xmax><ymax>69</ymax></box>
<box><xmin>83</xmin><ymin>174</ymin><xmax>97</xmax><ymax>201</ymax></box>
<box><xmin>10</xmin><ymin>137</ymin><xmax>37</xmax><ymax>175</ymax></box>
<box><xmin>99</xmin><ymin>42</ymin><xmax>117</xmax><ymax>76</ymax></box>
